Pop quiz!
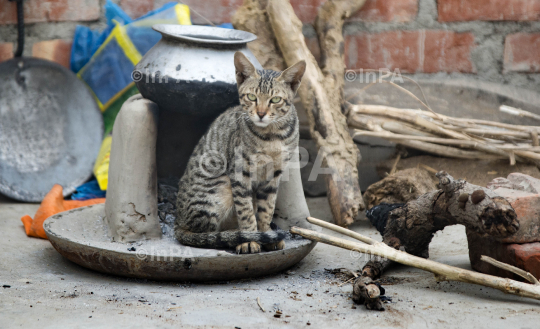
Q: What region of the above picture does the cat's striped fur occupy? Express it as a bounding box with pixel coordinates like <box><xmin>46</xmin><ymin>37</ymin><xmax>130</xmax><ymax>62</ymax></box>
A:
<box><xmin>174</xmin><ymin>52</ymin><xmax>306</xmax><ymax>253</ymax></box>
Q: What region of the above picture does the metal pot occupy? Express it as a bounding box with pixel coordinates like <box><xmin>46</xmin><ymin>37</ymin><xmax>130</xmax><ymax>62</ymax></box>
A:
<box><xmin>133</xmin><ymin>25</ymin><xmax>262</xmax><ymax>185</ymax></box>
<box><xmin>134</xmin><ymin>24</ymin><xmax>261</xmax><ymax>116</ymax></box>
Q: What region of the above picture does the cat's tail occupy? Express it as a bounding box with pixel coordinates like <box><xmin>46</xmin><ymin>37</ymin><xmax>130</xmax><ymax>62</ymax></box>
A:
<box><xmin>175</xmin><ymin>225</ymin><xmax>287</xmax><ymax>249</ymax></box>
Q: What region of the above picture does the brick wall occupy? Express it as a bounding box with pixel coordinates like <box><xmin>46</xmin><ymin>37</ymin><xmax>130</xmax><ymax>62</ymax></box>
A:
<box><xmin>1</xmin><ymin>0</ymin><xmax>540</xmax><ymax>90</ymax></box>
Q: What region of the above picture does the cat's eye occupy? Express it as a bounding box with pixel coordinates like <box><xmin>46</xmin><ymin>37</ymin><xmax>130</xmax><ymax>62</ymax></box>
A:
<box><xmin>247</xmin><ymin>94</ymin><xmax>257</xmax><ymax>101</ymax></box>
<box><xmin>270</xmin><ymin>96</ymin><xmax>282</xmax><ymax>103</ymax></box>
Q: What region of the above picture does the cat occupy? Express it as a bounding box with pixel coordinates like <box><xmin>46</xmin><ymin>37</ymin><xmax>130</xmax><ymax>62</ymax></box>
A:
<box><xmin>174</xmin><ymin>52</ymin><xmax>306</xmax><ymax>254</ymax></box>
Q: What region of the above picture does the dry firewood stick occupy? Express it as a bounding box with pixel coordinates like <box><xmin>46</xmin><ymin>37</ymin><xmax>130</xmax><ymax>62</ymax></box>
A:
<box><xmin>349</xmin><ymin>117</ymin><xmax>505</xmax><ymax>160</ymax></box>
<box><xmin>500</xmin><ymin>105</ymin><xmax>540</xmax><ymax>122</ymax></box>
<box><xmin>514</xmin><ymin>150</ymin><xmax>540</xmax><ymax>160</ymax></box>
<box><xmin>348</xmin><ymin>104</ymin><xmax>472</xmax><ymax>140</ymax></box>
<box><xmin>496</xmin><ymin>145</ymin><xmax>540</xmax><ymax>151</ymax></box>
<box><xmin>351</xmin><ymin>104</ymin><xmax>540</xmax><ymax>133</ymax></box>
<box><xmin>290</xmin><ymin>226</ymin><xmax>540</xmax><ymax>300</ymax></box>
<box><xmin>348</xmin><ymin>114</ymin><xmax>514</xmax><ymax>159</ymax></box>
<box><xmin>531</xmin><ymin>131</ymin><xmax>540</xmax><ymax>146</ymax></box>
<box><xmin>481</xmin><ymin>256</ymin><xmax>539</xmax><ymax>285</ymax></box>
<box><xmin>352</xmin><ymin>114</ymin><xmax>540</xmax><ymax>153</ymax></box>
<box><xmin>354</xmin><ymin>130</ymin><xmax>536</xmax><ymax>152</ymax></box>
<box><xmin>306</xmin><ymin>216</ymin><xmax>377</xmax><ymax>245</ymax></box>
<box><xmin>381</xmin><ymin>121</ymin><xmax>437</xmax><ymax>137</ymax></box>
<box><xmin>347</xmin><ymin>114</ymin><xmax>500</xmax><ymax>157</ymax></box>
<box><xmin>457</xmin><ymin>128</ymin><xmax>533</xmax><ymax>139</ymax></box>
<box><xmin>351</xmin><ymin>135</ymin><xmax>504</xmax><ymax>160</ymax></box>
<box><xmin>380</xmin><ymin>120</ymin><xmax>533</xmax><ymax>141</ymax></box>
<box><xmin>447</xmin><ymin>118</ymin><xmax>540</xmax><ymax>132</ymax></box>
<box><xmin>353</xmin><ymin>130</ymin><xmax>533</xmax><ymax>163</ymax></box>
<box><xmin>349</xmin><ymin>113</ymin><xmax>437</xmax><ymax>138</ymax></box>
<box><xmin>353</xmin><ymin>130</ymin><xmax>493</xmax><ymax>146</ymax></box>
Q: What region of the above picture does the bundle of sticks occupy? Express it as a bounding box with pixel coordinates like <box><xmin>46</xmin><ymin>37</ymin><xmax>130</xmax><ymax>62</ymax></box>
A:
<box><xmin>348</xmin><ymin>103</ymin><xmax>540</xmax><ymax>166</ymax></box>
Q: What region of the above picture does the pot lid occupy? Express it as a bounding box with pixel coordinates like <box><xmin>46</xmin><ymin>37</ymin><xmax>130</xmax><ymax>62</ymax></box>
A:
<box><xmin>153</xmin><ymin>24</ymin><xmax>257</xmax><ymax>45</ymax></box>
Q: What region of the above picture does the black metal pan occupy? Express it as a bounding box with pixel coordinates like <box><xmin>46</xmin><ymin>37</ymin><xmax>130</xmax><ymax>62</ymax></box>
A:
<box><xmin>0</xmin><ymin>0</ymin><xmax>103</xmax><ymax>202</ymax></box>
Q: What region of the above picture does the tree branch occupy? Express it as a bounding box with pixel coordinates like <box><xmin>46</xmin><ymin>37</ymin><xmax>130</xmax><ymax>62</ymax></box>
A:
<box><xmin>267</xmin><ymin>0</ymin><xmax>366</xmax><ymax>226</ymax></box>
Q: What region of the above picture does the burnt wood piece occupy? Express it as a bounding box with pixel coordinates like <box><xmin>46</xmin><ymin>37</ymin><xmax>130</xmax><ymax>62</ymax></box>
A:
<box><xmin>354</xmin><ymin>171</ymin><xmax>519</xmax><ymax>310</ymax></box>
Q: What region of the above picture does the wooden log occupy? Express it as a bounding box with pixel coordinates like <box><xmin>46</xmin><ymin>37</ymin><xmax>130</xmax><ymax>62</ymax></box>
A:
<box><xmin>302</xmin><ymin>171</ymin><xmax>524</xmax><ymax>310</ymax></box>
<box><xmin>362</xmin><ymin>167</ymin><xmax>437</xmax><ymax>209</ymax></box>
<box><xmin>374</xmin><ymin>171</ymin><xmax>519</xmax><ymax>260</ymax></box>
<box><xmin>267</xmin><ymin>0</ymin><xmax>366</xmax><ymax>226</ymax></box>
<box><xmin>315</xmin><ymin>0</ymin><xmax>367</xmax><ymax>98</ymax></box>
<box><xmin>231</xmin><ymin>0</ymin><xmax>286</xmax><ymax>71</ymax></box>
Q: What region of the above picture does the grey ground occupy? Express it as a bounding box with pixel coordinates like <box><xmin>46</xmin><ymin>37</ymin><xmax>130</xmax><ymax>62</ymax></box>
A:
<box><xmin>1</xmin><ymin>194</ymin><xmax>539</xmax><ymax>329</ymax></box>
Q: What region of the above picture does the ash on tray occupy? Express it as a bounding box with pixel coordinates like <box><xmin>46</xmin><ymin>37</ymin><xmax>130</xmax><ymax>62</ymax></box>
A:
<box><xmin>158</xmin><ymin>183</ymin><xmax>178</xmax><ymax>238</ymax></box>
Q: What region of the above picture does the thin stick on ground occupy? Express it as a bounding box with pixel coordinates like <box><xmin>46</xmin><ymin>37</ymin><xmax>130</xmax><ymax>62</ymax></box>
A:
<box><xmin>389</xmin><ymin>154</ymin><xmax>401</xmax><ymax>175</ymax></box>
<box><xmin>307</xmin><ymin>217</ymin><xmax>377</xmax><ymax>245</ymax></box>
<box><xmin>500</xmin><ymin>105</ymin><xmax>540</xmax><ymax>122</ymax></box>
<box><xmin>417</xmin><ymin>163</ymin><xmax>439</xmax><ymax>174</ymax></box>
<box><xmin>256</xmin><ymin>297</ymin><xmax>266</xmax><ymax>312</ymax></box>
<box><xmin>481</xmin><ymin>255</ymin><xmax>540</xmax><ymax>285</ymax></box>
<box><xmin>290</xmin><ymin>225</ymin><xmax>540</xmax><ymax>300</ymax></box>
<box><xmin>338</xmin><ymin>276</ymin><xmax>356</xmax><ymax>287</ymax></box>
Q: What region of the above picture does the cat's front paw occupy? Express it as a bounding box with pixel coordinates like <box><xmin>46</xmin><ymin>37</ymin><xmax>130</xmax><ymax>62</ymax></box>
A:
<box><xmin>236</xmin><ymin>241</ymin><xmax>261</xmax><ymax>254</ymax></box>
<box><xmin>263</xmin><ymin>240</ymin><xmax>285</xmax><ymax>251</ymax></box>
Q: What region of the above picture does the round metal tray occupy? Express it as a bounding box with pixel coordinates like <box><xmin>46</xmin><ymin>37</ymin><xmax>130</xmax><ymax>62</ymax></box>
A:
<box><xmin>44</xmin><ymin>204</ymin><xmax>316</xmax><ymax>281</ymax></box>
<box><xmin>0</xmin><ymin>58</ymin><xmax>103</xmax><ymax>202</ymax></box>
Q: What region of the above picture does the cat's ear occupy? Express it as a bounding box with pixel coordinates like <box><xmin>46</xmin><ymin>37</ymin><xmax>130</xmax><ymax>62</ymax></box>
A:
<box><xmin>278</xmin><ymin>60</ymin><xmax>306</xmax><ymax>93</ymax></box>
<box><xmin>234</xmin><ymin>52</ymin><xmax>257</xmax><ymax>86</ymax></box>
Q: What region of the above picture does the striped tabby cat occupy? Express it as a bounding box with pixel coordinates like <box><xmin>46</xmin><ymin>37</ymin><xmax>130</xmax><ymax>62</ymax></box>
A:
<box><xmin>175</xmin><ymin>52</ymin><xmax>306</xmax><ymax>254</ymax></box>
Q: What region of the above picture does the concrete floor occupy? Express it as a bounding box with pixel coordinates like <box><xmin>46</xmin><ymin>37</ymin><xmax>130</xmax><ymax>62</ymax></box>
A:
<box><xmin>1</xmin><ymin>194</ymin><xmax>539</xmax><ymax>328</ymax></box>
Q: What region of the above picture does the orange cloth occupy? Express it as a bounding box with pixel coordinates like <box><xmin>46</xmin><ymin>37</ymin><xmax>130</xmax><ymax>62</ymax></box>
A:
<box><xmin>21</xmin><ymin>184</ymin><xmax>106</xmax><ymax>239</ymax></box>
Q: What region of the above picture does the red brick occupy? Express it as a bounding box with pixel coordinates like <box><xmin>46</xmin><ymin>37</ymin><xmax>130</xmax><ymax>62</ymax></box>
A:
<box><xmin>32</xmin><ymin>39</ymin><xmax>72</xmax><ymax>68</ymax></box>
<box><xmin>177</xmin><ymin>0</ymin><xmax>243</xmax><ymax>25</ymax></box>
<box><xmin>290</xmin><ymin>0</ymin><xmax>417</xmax><ymax>23</ymax></box>
<box><xmin>351</xmin><ymin>0</ymin><xmax>417</xmax><ymax>22</ymax></box>
<box><xmin>504</xmin><ymin>33</ymin><xmax>540</xmax><ymax>73</ymax></box>
<box><xmin>467</xmin><ymin>229</ymin><xmax>540</xmax><ymax>281</ymax></box>
<box><xmin>438</xmin><ymin>0</ymin><xmax>540</xmax><ymax>22</ymax></box>
<box><xmin>120</xmin><ymin>0</ymin><xmax>154</xmax><ymax>19</ymax></box>
<box><xmin>0</xmin><ymin>0</ymin><xmax>100</xmax><ymax>25</ymax></box>
<box><xmin>423</xmin><ymin>31</ymin><xmax>476</xmax><ymax>73</ymax></box>
<box><xmin>345</xmin><ymin>30</ymin><xmax>475</xmax><ymax>73</ymax></box>
<box><xmin>0</xmin><ymin>43</ymin><xmax>13</xmax><ymax>63</ymax></box>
